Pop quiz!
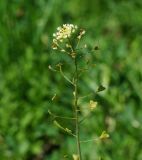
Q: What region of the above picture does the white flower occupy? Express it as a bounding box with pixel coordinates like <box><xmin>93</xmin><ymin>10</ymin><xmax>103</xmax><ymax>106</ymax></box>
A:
<box><xmin>53</xmin><ymin>24</ymin><xmax>78</xmax><ymax>43</ymax></box>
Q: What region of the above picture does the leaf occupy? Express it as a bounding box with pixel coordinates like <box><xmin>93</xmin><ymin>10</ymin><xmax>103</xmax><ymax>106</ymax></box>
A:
<box><xmin>94</xmin><ymin>46</ymin><xmax>99</xmax><ymax>50</ymax></box>
<box><xmin>97</xmin><ymin>85</ymin><xmax>106</xmax><ymax>92</ymax></box>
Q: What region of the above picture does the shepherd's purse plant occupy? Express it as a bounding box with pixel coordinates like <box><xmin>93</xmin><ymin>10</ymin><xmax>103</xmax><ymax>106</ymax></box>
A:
<box><xmin>49</xmin><ymin>24</ymin><xmax>109</xmax><ymax>160</ymax></box>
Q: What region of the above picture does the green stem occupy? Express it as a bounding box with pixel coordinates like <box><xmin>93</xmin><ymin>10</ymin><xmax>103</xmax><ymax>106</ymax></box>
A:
<box><xmin>74</xmin><ymin>58</ymin><xmax>82</xmax><ymax>160</ymax></box>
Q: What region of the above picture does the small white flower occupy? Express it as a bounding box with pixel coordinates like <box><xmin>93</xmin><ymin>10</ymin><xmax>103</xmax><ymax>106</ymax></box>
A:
<box><xmin>61</xmin><ymin>49</ymin><xmax>65</xmax><ymax>52</ymax></box>
<box><xmin>82</xmin><ymin>30</ymin><xmax>85</xmax><ymax>35</ymax></box>
<box><xmin>57</xmin><ymin>27</ymin><xmax>61</xmax><ymax>30</ymax></box>
<box><xmin>53</xmin><ymin>33</ymin><xmax>56</xmax><ymax>37</ymax></box>
<box><xmin>66</xmin><ymin>43</ymin><xmax>70</xmax><ymax>48</ymax></box>
<box><xmin>53</xmin><ymin>46</ymin><xmax>57</xmax><ymax>50</ymax></box>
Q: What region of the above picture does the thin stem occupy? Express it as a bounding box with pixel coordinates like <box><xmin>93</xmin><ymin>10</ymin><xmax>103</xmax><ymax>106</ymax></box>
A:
<box><xmin>54</xmin><ymin>120</ymin><xmax>76</xmax><ymax>137</ymax></box>
<box><xmin>80</xmin><ymin>138</ymin><xmax>98</xmax><ymax>143</ymax></box>
<box><xmin>74</xmin><ymin>58</ymin><xmax>82</xmax><ymax>160</ymax></box>
<box><xmin>48</xmin><ymin>110</ymin><xmax>76</xmax><ymax>120</ymax></box>
<box><xmin>79</xmin><ymin>93</ymin><xmax>94</xmax><ymax>99</ymax></box>
<box><xmin>55</xmin><ymin>42</ymin><xmax>70</xmax><ymax>55</ymax></box>
<box><xmin>53</xmin><ymin>115</ymin><xmax>76</xmax><ymax>120</ymax></box>
<box><xmin>67</xmin><ymin>37</ymin><xmax>74</xmax><ymax>52</ymax></box>
<box><xmin>59</xmin><ymin>66</ymin><xmax>74</xmax><ymax>86</ymax></box>
<box><xmin>76</xmin><ymin>38</ymin><xmax>80</xmax><ymax>49</ymax></box>
<box><xmin>49</xmin><ymin>65</ymin><xmax>74</xmax><ymax>86</ymax></box>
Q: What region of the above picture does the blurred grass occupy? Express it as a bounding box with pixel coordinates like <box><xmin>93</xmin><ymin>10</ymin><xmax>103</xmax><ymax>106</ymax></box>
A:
<box><xmin>0</xmin><ymin>0</ymin><xmax>142</xmax><ymax>160</ymax></box>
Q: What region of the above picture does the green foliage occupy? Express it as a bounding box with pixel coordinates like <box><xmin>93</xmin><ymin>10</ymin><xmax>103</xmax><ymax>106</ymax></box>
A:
<box><xmin>0</xmin><ymin>0</ymin><xmax>142</xmax><ymax>159</ymax></box>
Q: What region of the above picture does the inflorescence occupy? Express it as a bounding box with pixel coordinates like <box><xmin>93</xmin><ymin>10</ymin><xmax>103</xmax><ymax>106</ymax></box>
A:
<box><xmin>53</xmin><ymin>24</ymin><xmax>78</xmax><ymax>42</ymax></box>
<box><xmin>52</xmin><ymin>24</ymin><xmax>85</xmax><ymax>54</ymax></box>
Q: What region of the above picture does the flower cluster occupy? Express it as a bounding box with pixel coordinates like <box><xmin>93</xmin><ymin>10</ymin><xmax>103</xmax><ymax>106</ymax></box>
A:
<box><xmin>52</xmin><ymin>23</ymin><xmax>86</xmax><ymax>58</ymax></box>
<box><xmin>52</xmin><ymin>24</ymin><xmax>85</xmax><ymax>52</ymax></box>
<box><xmin>53</xmin><ymin>24</ymin><xmax>78</xmax><ymax>43</ymax></box>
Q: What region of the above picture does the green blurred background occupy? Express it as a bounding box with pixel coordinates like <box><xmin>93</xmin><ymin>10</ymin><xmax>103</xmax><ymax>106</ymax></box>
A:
<box><xmin>0</xmin><ymin>0</ymin><xmax>142</xmax><ymax>159</ymax></box>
